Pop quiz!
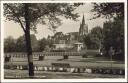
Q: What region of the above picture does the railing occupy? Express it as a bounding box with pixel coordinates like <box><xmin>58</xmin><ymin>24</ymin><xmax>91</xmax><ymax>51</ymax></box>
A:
<box><xmin>4</xmin><ymin>52</ymin><xmax>87</xmax><ymax>62</ymax></box>
<box><xmin>5</xmin><ymin>52</ymin><xmax>86</xmax><ymax>57</ymax></box>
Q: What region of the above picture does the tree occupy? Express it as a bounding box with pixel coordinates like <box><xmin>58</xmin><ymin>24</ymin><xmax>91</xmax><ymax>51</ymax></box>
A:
<box><xmin>91</xmin><ymin>3</ymin><xmax>124</xmax><ymax>19</ymax></box>
<box><xmin>15</xmin><ymin>35</ymin><xmax>26</xmax><ymax>52</ymax></box>
<box><xmin>4</xmin><ymin>36</ymin><xmax>16</xmax><ymax>52</ymax></box>
<box><xmin>83</xmin><ymin>34</ymin><xmax>92</xmax><ymax>49</ymax></box>
<box><xmin>84</xmin><ymin>26</ymin><xmax>103</xmax><ymax>49</ymax></box>
<box><xmin>38</xmin><ymin>38</ymin><xmax>47</xmax><ymax>52</ymax></box>
<box><xmin>4</xmin><ymin>3</ymin><xmax>80</xmax><ymax>77</ymax></box>
<box><xmin>90</xmin><ymin>26</ymin><xmax>103</xmax><ymax>49</ymax></box>
<box><xmin>37</xmin><ymin>37</ymin><xmax>53</xmax><ymax>52</ymax></box>
<box><xmin>103</xmin><ymin>18</ymin><xmax>124</xmax><ymax>60</ymax></box>
<box><xmin>30</xmin><ymin>34</ymin><xmax>38</xmax><ymax>52</ymax></box>
<box><xmin>15</xmin><ymin>34</ymin><xmax>38</xmax><ymax>52</ymax></box>
<box><xmin>90</xmin><ymin>26</ymin><xmax>103</xmax><ymax>40</ymax></box>
<box><xmin>91</xmin><ymin>3</ymin><xmax>124</xmax><ymax>60</ymax></box>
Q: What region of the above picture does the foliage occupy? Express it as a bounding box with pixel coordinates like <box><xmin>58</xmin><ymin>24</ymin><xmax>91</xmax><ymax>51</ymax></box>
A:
<box><xmin>90</xmin><ymin>26</ymin><xmax>103</xmax><ymax>41</ymax></box>
<box><xmin>4</xmin><ymin>34</ymin><xmax>38</xmax><ymax>52</ymax></box>
<box><xmin>4</xmin><ymin>36</ymin><xmax>16</xmax><ymax>52</ymax></box>
<box><xmin>91</xmin><ymin>3</ymin><xmax>124</xmax><ymax>60</ymax></box>
<box><xmin>83</xmin><ymin>34</ymin><xmax>92</xmax><ymax>49</ymax></box>
<box><xmin>15</xmin><ymin>35</ymin><xmax>26</xmax><ymax>52</ymax></box>
<box><xmin>37</xmin><ymin>38</ymin><xmax>53</xmax><ymax>52</ymax></box>
<box><xmin>4</xmin><ymin>3</ymin><xmax>80</xmax><ymax>33</ymax></box>
<box><xmin>84</xmin><ymin>26</ymin><xmax>103</xmax><ymax>49</ymax></box>
<box><xmin>30</xmin><ymin>34</ymin><xmax>38</xmax><ymax>52</ymax></box>
<box><xmin>91</xmin><ymin>3</ymin><xmax>124</xmax><ymax>19</ymax></box>
<box><xmin>103</xmin><ymin>18</ymin><xmax>124</xmax><ymax>60</ymax></box>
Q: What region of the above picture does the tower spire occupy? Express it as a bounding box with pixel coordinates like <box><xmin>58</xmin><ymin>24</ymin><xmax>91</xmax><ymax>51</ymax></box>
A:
<box><xmin>82</xmin><ymin>14</ymin><xmax>85</xmax><ymax>25</ymax></box>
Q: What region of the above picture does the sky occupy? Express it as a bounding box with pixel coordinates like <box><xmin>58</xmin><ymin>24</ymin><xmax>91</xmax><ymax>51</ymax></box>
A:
<box><xmin>4</xmin><ymin>3</ymin><xmax>106</xmax><ymax>40</ymax></box>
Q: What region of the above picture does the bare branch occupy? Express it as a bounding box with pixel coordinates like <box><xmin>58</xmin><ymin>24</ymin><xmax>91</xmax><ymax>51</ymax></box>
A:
<box><xmin>17</xmin><ymin>17</ymin><xmax>26</xmax><ymax>32</ymax></box>
<box><xmin>5</xmin><ymin>4</ymin><xmax>26</xmax><ymax>33</ymax></box>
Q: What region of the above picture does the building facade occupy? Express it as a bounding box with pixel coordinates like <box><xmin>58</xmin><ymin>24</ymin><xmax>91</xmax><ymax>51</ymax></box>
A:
<box><xmin>50</xmin><ymin>15</ymin><xmax>88</xmax><ymax>52</ymax></box>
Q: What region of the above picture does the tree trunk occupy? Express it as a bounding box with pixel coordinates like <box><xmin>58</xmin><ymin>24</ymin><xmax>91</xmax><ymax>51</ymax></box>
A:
<box><xmin>25</xmin><ymin>32</ymin><xmax>34</xmax><ymax>77</ymax></box>
<box><xmin>24</xmin><ymin>3</ymin><xmax>34</xmax><ymax>77</ymax></box>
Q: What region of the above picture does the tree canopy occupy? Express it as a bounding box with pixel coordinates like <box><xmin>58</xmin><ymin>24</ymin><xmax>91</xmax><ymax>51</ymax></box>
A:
<box><xmin>91</xmin><ymin>3</ymin><xmax>124</xmax><ymax>19</ymax></box>
<box><xmin>4</xmin><ymin>3</ymin><xmax>80</xmax><ymax>33</ymax></box>
<box><xmin>4</xmin><ymin>36</ymin><xmax>16</xmax><ymax>52</ymax></box>
<box><xmin>103</xmin><ymin>17</ymin><xmax>124</xmax><ymax>60</ymax></box>
<box><xmin>84</xmin><ymin>26</ymin><xmax>103</xmax><ymax>49</ymax></box>
<box><xmin>91</xmin><ymin>3</ymin><xmax>124</xmax><ymax>60</ymax></box>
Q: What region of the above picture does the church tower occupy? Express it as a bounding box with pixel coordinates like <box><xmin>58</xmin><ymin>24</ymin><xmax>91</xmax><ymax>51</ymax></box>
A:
<box><xmin>79</xmin><ymin>15</ymin><xmax>88</xmax><ymax>36</ymax></box>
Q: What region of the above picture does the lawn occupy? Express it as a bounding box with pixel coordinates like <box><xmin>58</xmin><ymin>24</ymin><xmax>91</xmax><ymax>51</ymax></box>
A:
<box><xmin>4</xmin><ymin>52</ymin><xmax>125</xmax><ymax>79</ymax></box>
<box><xmin>4</xmin><ymin>69</ymin><xmax>124</xmax><ymax>79</ymax></box>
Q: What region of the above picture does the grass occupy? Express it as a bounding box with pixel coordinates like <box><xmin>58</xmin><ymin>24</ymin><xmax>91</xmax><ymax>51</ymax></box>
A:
<box><xmin>4</xmin><ymin>69</ymin><xmax>125</xmax><ymax>79</ymax></box>
<box><xmin>4</xmin><ymin>51</ymin><xmax>125</xmax><ymax>79</ymax></box>
<box><xmin>5</xmin><ymin>55</ymin><xmax>124</xmax><ymax>70</ymax></box>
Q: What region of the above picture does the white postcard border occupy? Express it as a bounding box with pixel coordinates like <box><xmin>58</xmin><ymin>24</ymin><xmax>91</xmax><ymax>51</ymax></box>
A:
<box><xmin>1</xmin><ymin>0</ymin><xmax>127</xmax><ymax>82</ymax></box>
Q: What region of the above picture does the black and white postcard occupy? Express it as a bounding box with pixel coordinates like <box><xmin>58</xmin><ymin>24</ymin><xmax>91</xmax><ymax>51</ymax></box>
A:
<box><xmin>0</xmin><ymin>0</ymin><xmax>127</xmax><ymax>82</ymax></box>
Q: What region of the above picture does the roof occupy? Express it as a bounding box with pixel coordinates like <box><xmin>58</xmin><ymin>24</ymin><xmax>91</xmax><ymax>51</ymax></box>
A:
<box><xmin>66</xmin><ymin>32</ymin><xmax>79</xmax><ymax>35</ymax></box>
<box><xmin>74</xmin><ymin>42</ymin><xmax>83</xmax><ymax>45</ymax></box>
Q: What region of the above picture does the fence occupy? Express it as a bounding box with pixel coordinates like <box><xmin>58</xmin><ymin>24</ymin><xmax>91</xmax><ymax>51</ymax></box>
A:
<box><xmin>4</xmin><ymin>52</ymin><xmax>87</xmax><ymax>62</ymax></box>
<box><xmin>4</xmin><ymin>52</ymin><xmax>125</xmax><ymax>75</ymax></box>
<box><xmin>5</xmin><ymin>52</ymin><xmax>86</xmax><ymax>57</ymax></box>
